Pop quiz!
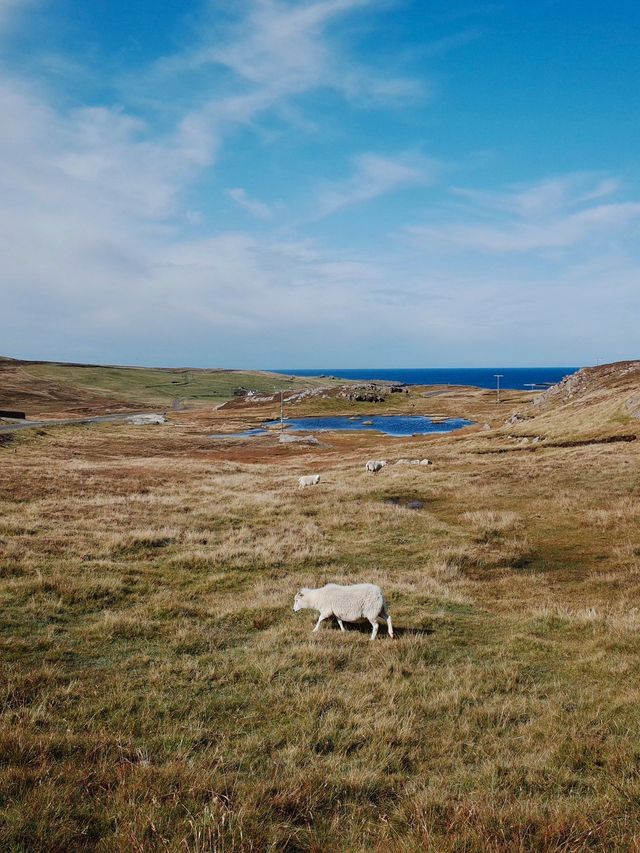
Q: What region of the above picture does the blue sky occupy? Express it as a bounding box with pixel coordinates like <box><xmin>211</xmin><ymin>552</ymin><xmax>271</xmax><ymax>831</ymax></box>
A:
<box><xmin>1</xmin><ymin>0</ymin><xmax>639</xmax><ymax>367</ymax></box>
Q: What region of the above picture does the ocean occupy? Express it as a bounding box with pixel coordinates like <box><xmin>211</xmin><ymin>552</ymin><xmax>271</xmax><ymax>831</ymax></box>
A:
<box><xmin>272</xmin><ymin>367</ymin><xmax>578</xmax><ymax>391</ymax></box>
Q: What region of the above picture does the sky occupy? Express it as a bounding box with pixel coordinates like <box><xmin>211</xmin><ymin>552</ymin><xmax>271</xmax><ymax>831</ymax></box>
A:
<box><xmin>1</xmin><ymin>0</ymin><xmax>639</xmax><ymax>368</ymax></box>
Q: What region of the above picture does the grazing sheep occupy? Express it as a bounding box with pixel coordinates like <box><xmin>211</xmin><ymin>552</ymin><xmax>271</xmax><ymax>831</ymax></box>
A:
<box><xmin>298</xmin><ymin>474</ymin><xmax>321</xmax><ymax>488</ymax></box>
<box><xmin>365</xmin><ymin>460</ymin><xmax>387</xmax><ymax>473</ymax></box>
<box><xmin>293</xmin><ymin>583</ymin><xmax>393</xmax><ymax>640</ymax></box>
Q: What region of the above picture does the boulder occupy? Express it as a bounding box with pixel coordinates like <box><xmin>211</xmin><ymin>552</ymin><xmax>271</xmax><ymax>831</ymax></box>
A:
<box><xmin>126</xmin><ymin>414</ymin><xmax>166</xmax><ymax>425</ymax></box>
<box><xmin>278</xmin><ymin>433</ymin><xmax>319</xmax><ymax>445</ymax></box>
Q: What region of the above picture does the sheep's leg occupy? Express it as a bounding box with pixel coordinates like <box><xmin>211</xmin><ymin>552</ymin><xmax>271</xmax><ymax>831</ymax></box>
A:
<box><xmin>369</xmin><ymin>619</ymin><xmax>379</xmax><ymax>640</ymax></box>
<box><xmin>337</xmin><ymin>618</ymin><xmax>346</xmax><ymax>632</ymax></box>
<box><xmin>386</xmin><ymin>614</ymin><xmax>394</xmax><ymax>638</ymax></box>
<box><xmin>312</xmin><ymin>612</ymin><xmax>330</xmax><ymax>633</ymax></box>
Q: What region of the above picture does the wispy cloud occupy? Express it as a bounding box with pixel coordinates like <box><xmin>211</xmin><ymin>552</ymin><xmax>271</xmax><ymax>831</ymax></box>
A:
<box><xmin>228</xmin><ymin>187</ymin><xmax>274</xmax><ymax>220</ymax></box>
<box><xmin>408</xmin><ymin>173</ymin><xmax>640</xmax><ymax>254</ymax></box>
<box><xmin>452</xmin><ymin>173</ymin><xmax>621</xmax><ymax>219</ymax></box>
<box><xmin>2</xmin><ymin>1</ymin><xmax>639</xmax><ymax>368</ymax></box>
<box><xmin>315</xmin><ymin>152</ymin><xmax>438</xmax><ymax>218</ymax></box>
<box><xmin>197</xmin><ymin>0</ymin><xmax>371</xmax><ymax>94</ymax></box>
<box><xmin>153</xmin><ymin>0</ymin><xmax>421</xmax><ymax>147</ymax></box>
<box><xmin>0</xmin><ymin>74</ymin><xmax>416</xmax><ymax>364</ymax></box>
<box><xmin>183</xmin><ymin>0</ymin><xmax>418</xmax><ymax>99</ymax></box>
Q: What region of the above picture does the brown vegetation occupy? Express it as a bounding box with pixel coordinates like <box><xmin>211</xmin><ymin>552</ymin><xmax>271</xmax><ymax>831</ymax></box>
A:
<box><xmin>1</xmin><ymin>361</ymin><xmax>639</xmax><ymax>850</ymax></box>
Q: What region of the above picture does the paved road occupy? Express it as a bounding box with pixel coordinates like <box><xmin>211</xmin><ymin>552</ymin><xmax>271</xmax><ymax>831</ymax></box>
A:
<box><xmin>0</xmin><ymin>413</ymin><xmax>156</xmax><ymax>433</ymax></box>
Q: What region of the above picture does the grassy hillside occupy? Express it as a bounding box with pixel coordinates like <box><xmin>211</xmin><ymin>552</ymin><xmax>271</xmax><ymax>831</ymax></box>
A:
<box><xmin>0</xmin><ymin>357</ymin><xmax>341</xmax><ymax>417</ymax></box>
<box><xmin>469</xmin><ymin>361</ymin><xmax>640</xmax><ymax>449</ymax></box>
<box><xmin>1</xmin><ymin>363</ymin><xmax>639</xmax><ymax>850</ymax></box>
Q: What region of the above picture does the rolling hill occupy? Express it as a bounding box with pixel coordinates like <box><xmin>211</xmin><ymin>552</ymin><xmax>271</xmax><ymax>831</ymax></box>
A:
<box><xmin>0</xmin><ymin>357</ymin><xmax>336</xmax><ymax>418</ymax></box>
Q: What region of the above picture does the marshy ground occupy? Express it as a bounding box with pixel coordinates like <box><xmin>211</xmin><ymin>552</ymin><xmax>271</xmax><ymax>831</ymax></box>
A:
<box><xmin>1</xmin><ymin>361</ymin><xmax>640</xmax><ymax>851</ymax></box>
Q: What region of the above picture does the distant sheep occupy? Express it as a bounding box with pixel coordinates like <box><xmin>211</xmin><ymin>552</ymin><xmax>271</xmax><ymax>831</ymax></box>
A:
<box><xmin>298</xmin><ymin>474</ymin><xmax>321</xmax><ymax>488</ymax></box>
<box><xmin>365</xmin><ymin>460</ymin><xmax>387</xmax><ymax>473</ymax></box>
<box><xmin>293</xmin><ymin>583</ymin><xmax>393</xmax><ymax>640</ymax></box>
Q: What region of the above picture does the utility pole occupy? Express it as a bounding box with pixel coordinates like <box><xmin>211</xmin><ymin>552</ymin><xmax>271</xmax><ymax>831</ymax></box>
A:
<box><xmin>524</xmin><ymin>383</ymin><xmax>538</xmax><ymax>395</ymax></box>
<box><xmin>280</xmin><ymin>389</ymin><xmax>284</xmax><ymax>432</ymax></box>
<box><xmin>493</xmin><ymin>374</ymin><xmax>503</xmax><ymax>404</ymax></box>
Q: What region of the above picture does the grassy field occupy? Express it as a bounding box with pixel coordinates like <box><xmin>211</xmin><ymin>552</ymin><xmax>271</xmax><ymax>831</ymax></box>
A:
<box><xmin>2</xmin><ymin>363</ymin><xmax>640</xmax><ymax>851</ymax></box>
<box><xmin>0</xmin><ymin>357</ymin><xmax>342</xmax><ymax>418</ymax></box>
<box><xmin>23</xmin><ymin>363</ymin><xmax>314</xmax><ymax>405</ymax></box>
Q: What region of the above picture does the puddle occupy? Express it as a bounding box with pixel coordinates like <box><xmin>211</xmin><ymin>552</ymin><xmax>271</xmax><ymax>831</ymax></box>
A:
<box><xmin>208</xmin><ymin>429</ymin><xmax>267</xmax><ymax>439</ymax></box>
<box><xmin>384</xmin><ymin>496</ymin><xmax>425</xmax><ymax>510</ymax></box>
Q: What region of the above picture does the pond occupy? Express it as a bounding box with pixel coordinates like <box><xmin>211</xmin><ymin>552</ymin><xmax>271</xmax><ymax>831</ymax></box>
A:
<box><xmin>208</xmin><ymin>428</ymin><xmax>267</xmax><ymax>438</ymax></box>
<box><xmin>263</xmin><ymin>415</ymin><xmax>473</xmax><ymax>437</ymax></box>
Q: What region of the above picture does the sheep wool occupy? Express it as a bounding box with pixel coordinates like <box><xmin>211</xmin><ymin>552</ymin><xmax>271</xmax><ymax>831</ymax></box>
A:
<box><xmin>293</xmin><ymin>583</ymin><xmax>393</xmax><ymax>640</ymax></box>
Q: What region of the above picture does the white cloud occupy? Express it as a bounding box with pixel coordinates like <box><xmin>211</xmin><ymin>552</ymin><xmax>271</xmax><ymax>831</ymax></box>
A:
<box><xmin>0</xmin><ymin>3</ymin><xmax>427</xmax><ymax>366</ymax></box>
<box><xmin>0</xmin><ymin>77</ymin><xmax>421</xmax><ymax>364</ymax></box>
<box><xmin>151</xmin><ymin>0</ymin><xmax>421</xmax><ymax>155</ymax></box>
<box><xmin>2</xmin><ymin>76</ymin><xmax>638</xmax><ymax>368</ymax></box>
<box><xmin>409</xmin><ymin>174</ymin><xmax>640</xmax><ymax>254</ymax></box>
<box><xmin>315</xmin><ymin>152</ymin><xmax>437</xmax><ymax>218</ymax></box>
<box><xmin>184</xmin><ymin>0</ymin><xmax>415</xmax><ymax>101</ymax></box>
<box><xmin>452</xmin><ymin>173</ymin><xmax>621</xmax><ymax>220</ymax></box>
<box><xmin>1</xmin><ymin>4</ymin><xmax>639</xmax><ymax>368</ymax></box>
<box><xmin>228</xmin><ymin>187</ymin><xmax>274</xmax><ymax>220</ymax></box>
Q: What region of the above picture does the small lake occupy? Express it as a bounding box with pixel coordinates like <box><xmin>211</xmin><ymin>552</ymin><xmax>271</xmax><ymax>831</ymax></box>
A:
<box><xmin>263</xmin><ymin>415</ymin><xmax>473</xmax><ymax>437</ymax></box>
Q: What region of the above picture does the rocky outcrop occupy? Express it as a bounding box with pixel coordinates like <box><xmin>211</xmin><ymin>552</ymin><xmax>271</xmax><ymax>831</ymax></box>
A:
<box><xmin>339</xmin><ymin>384</ymin><xmax>387</xmax><ymax>403</ymax></box>
<box><xmin>505</xmin><ymin>412</ymin><xmax>530</xmax><ymax>425</ymax></box>
<box><xmin>534</xmin><ymin>362</ymin><xmax>640</xmax><ymax>409</ymax></box>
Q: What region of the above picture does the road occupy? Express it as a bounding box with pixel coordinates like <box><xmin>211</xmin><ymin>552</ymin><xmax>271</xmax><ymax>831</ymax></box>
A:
<box><xmin>0</xmin><ymin>413</ymin><xmax>159</xmax><ymax>433</ymax></box>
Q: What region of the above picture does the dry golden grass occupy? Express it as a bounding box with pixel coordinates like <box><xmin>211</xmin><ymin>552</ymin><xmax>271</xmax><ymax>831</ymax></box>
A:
<box><xmin>1</xmin><ymin>383</ymin><xmax>640</xmax><ymax>851</ymax></box>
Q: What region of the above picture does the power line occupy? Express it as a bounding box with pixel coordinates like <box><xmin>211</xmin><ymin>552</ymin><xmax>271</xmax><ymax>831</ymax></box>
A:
<box><xmin>493</xmin><ymin>374</ymin><xmax>504</xmax><ymax>404</ymax></box>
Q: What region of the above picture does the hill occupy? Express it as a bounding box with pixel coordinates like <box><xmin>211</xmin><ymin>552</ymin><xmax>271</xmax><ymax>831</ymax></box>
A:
<box><xmin>0</xmin><ymin>356</ymin><xmax>339</xmax><ymax>418</ymax></box>
<box><xmin>490</xmin><ymin>360</ymin><xmax>640</xmax><ymax>446</ymax></box>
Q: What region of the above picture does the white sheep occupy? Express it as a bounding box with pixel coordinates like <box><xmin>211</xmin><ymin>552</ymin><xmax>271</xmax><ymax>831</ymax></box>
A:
<box><xmin>293</xmin><ymin>583</ymin><xmax>393</xmax><ymax>640</ymax></box>
<box><xmin>298</xmin><ymin>474</ymin><xmax>321</xmax><ymax>488</ymax></box>
<box><xmin>365</xmin><ymin>460</ymin><xmax>387</xmax><ymax>473</ymax></box>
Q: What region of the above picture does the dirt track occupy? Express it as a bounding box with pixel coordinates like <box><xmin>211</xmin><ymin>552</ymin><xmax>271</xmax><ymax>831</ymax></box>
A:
<box><xmin>0</xmin><ymin>413</ymin><xmax>156</xmax><ymax>433</ymax></box>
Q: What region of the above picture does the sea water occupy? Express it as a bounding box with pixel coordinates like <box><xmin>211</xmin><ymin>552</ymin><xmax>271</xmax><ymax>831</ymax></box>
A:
<box><xmin>271</xmin><ymin>367</ymin><xmax>577</xmax><ymax>390</ymax></box>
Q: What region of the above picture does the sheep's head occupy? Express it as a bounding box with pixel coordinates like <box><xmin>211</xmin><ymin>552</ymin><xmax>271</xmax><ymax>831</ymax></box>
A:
<box><xmin>293</xmin><ymin>589</ymin><xmax>310</xmax><ymax>612</ymax></box>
